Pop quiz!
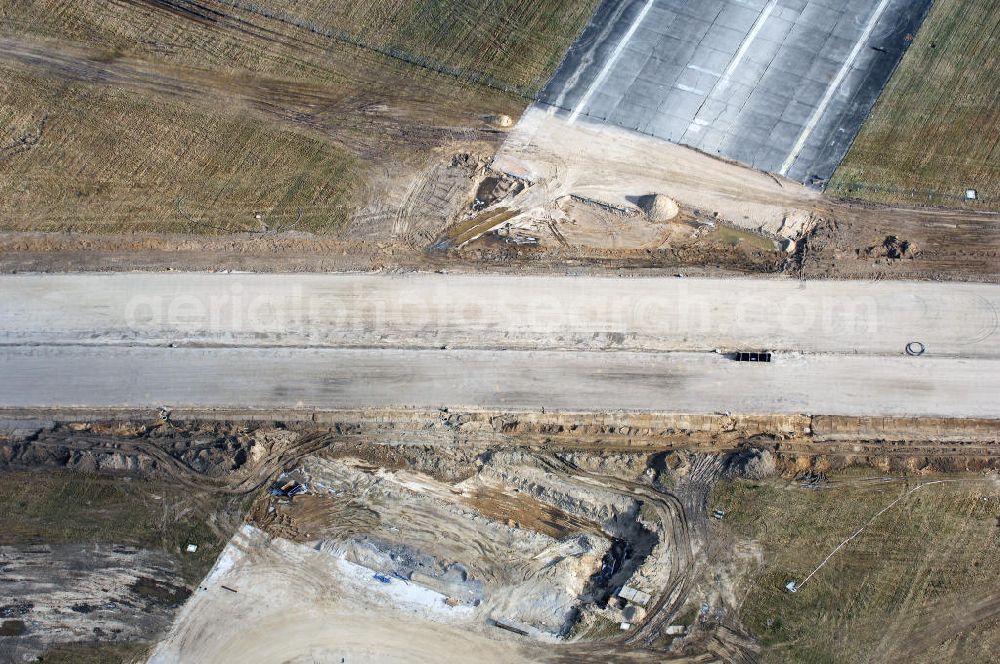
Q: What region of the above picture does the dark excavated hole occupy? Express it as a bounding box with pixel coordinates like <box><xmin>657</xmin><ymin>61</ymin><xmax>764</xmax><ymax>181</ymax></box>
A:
<box><xmin>471</xmin><ymin>173</ymin><xmax>523</xmax><ymax>212</ymax></box>
<box><xmin>473</xmin><ymin>176</ymin><xmax>503</xmax><ymax>211</ymax></box>
<box><xmin>646</xmin><ymin>451</ymin><xmax>670</xmax><ymax>478</ymax></box>
<box><xmin>580</xmin><ymin>503</ymin><xmax>658</xmax><ymax>613</ymax></box>
<box><xmin>588</xmin><ymin>538</ymin><xmax>631</xmax><ymax>609</ymax></box>
<box><xmin>130</xmin><ymin>576</ymin><xmax>192</xmax><ymax>608</ymax></box>
<box><xmin>0</xmin><ymin>619</ymin><xmax>27</xmax><ymax>636</ymax></box>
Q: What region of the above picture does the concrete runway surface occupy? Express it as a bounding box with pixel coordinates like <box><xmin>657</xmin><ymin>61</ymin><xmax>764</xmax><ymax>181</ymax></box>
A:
<box><xmin>1</xmin><ymin>273</ymin><xmax>998</xmax><ymax>417</ymax></box>
<box><xmin>539</xmin><ymin>0</ymin><xmax>932</xmax><ymax>184</ymax></box>
<box><xmin>1</xmin><ymin>346</ymin><xmax>997</xmax><ymax>418</ymax></box>
<box><xmin>2</xmin><ymin>273</ymin><xmax>998</xmax><ymax>355</ymax></box>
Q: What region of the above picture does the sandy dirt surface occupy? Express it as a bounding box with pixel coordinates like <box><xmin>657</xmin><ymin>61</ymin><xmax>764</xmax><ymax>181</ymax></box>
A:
<box><xmin>3</xmin><ymin>273</ymin><xmax>997</xmax><ymax>357</ymax></box>
<box><xmin>147</xmin><ymin>525</ymin><xmax>541</xmax><ymax>664</ymax></box>
<box><xmin>148</xmin><ymin>445</ymin><xmax>746</xmax><ymax>663</ymax></box>
<box><xmin>2</xmin><ymin>346</ymin><xmax>997</xmax><ymax>418</ymax></box>
<box><xmin>2</xmin><ymin>201</ymin><xmax>997</xmax><ymax>282</ymax></box>
<box><xmin>794</xmin><ymin>204</ymin><xmax>1000</xmax><ymax>281</ymax></box>
<box><xmin>493</xmin><ymin>107</ymin><xmax>819</xmax><ymax>239</ymax></box>
<box><xmin>5</xmin><ymin>413</ymin><xmax>998</xmax><ymax>477</ymax></box>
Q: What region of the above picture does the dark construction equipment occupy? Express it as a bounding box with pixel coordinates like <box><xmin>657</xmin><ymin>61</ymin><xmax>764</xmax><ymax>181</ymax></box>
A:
<box><xmin>732</xmin><ymin>351</ymin><xmax>772</xmax><ymax>362</ymax></box>
<box><xmin>269</xmin><ymin>479</ymin><xmax>308</xmax><ymax>497</ymax></box>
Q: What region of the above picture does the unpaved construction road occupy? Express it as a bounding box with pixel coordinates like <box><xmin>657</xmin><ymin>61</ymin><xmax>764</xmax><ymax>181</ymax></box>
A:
<box><xmin>1</xmin><ymin>273</ymin><xmax>998</xmax><ymax>417</ymax></box>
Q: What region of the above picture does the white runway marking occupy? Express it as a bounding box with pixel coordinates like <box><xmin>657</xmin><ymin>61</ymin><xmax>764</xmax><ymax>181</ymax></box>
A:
<box><xmin>683</xmin><ymin>0</ymin><xmax>778</xmax><ymax>137</ymax></box>
<box><xmin>711</xmin><ymin>0</ymin><xmax>778</xmax><ymax>95</ymax></box>
<box><xmin>687</xmin><ymin>64</ymin><xmax>722</xmax><ymax>77</ymax></box>
<box><xmin>676</xmin><ymin>83</ymin><xmax>705</xmax><ymax>95</ymax></box>
<box><xmin>779</xmin><ymin>0</ymin><xmax>894</xmax><ymax>176</ymax></box>
<box><xmin>568</xmin><ymin>0</ymin><xmax>655</xmax><ymax>125</ymax></box>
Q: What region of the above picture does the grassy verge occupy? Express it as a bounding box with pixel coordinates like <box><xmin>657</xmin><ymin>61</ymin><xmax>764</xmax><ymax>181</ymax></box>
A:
<box><xmin>0</xmin><ymin>0</ymin><xmax>596</xmax><ymax>233</ymax></box>
<box><xmin>829</xmin><ymin>0</ymin><xmax>1000</xmax><ymax>209</ymax></box>
<box><xmin>0</xmin><ymin>68</ymin><xmax>357</xmax><ymax>234</ymax></box>
<box><xmin>202</xmin><ymin>0</ymin><xmax>599</xmax><ymax>95</ymax></box>
<box><xmin>711</xmin><ymin>473</ymin><xmax>1000</xmax><ymax>663</ymax></box>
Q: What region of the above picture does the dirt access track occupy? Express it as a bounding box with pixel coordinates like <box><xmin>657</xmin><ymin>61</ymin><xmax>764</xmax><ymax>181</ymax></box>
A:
<box><xmin>1</xmin><ymin>273</ymin><xmax>997</xmax><ymax>418</ymax></box>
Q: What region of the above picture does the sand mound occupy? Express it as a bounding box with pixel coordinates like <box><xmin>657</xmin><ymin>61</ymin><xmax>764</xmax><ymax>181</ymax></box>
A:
<box><xmin>637</xmin><ymin>194</ymin><xmax>679</xmax><ymax>222</ymax></box>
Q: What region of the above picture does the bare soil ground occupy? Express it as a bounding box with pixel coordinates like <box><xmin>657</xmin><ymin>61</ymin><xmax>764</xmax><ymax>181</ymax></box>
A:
<box><xmin>2</xmin><ymin>159</ymin><xmax>996</xmax><ymax>282</ymax></box>
<box><xmin>793</xmin><ymin>203</ymin><xmax>1000</xmax><ymax>281</ymax></box>
<box><xmin>829</xmin><ymin>0</ymin><xmax>1000</xmax><ymax>210</ymax></box>
<box><xmin>0</xmin><ymin>543</ymin><xmax>187</xmax><ymax>663</ymax></box>
<box><xmin>490</xmin><ymin>108</ymin><xmax>818</xmax><ymax>241</ymax></box>
<box><xmin>5</xmin><ymin>410</ymin><xmax>999</xmax><ymax>474</ymax></box>
<box><xmin>5</xmin><ymin>197</ymin><xmax>998</xmax><ymax>281</ymax></box>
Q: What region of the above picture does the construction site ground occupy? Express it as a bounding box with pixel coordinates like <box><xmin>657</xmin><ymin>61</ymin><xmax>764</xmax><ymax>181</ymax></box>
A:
<box><xmin>2</xmin><ymin>417</ymin><xmax>998</xmax><ymax>662</ymax></box>
<box><xmin>2</xmin><ymin>2</ymin><xmax>999</xmax><ymax>663</ymax></box>
<box><xmin>2</xmin><ymin>171</ymin><xmax>998</xmax><ymax>284</ymax></box>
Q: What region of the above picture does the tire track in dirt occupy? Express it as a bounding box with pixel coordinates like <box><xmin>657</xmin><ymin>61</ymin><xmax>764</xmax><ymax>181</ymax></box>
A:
<box><xmin>13</xmin><ymin>429</ymin><xmax>338</xmax><ymax>495</ymax></box>
<box><xmin>532</xmin><ymin>454</ymin><xmax>695</xmax><ymax>646</ymax></box>
<box><xmin>536</xmin><ymin>453</ymin><xmax>760</xmax><ymax>662</ymax></box>
<box><xmin>893</xmin><ymin>592</ymin><xmax>1000</xmax><ymax>660</ymax></box>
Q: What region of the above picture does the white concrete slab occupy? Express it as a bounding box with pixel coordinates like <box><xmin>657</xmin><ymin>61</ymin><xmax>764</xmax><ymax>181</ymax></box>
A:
<box><xmin>1</xmin><ymin>274</ymin><xmax>997</xmax><ymax>357</ymax></box>
<box><xmin>0</xmin><ymin>346</ymin><xmax>996</xmax><ymax>418</ymax></box>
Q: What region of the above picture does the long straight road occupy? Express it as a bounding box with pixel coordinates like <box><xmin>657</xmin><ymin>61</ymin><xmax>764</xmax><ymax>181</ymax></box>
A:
<box><xmin>1</xmin><ymin>273</ymin><xmax>997</xmax><ymax>417</ymax></box>
<box><xmin>2</xmin><ymin>273</ymin><xmax>997</xmax><ymax>355</ymax></box>
<box><xmin>1</xmin><ymin>346</ymin><xmax>996</xmax><ymax>418</ymax></box>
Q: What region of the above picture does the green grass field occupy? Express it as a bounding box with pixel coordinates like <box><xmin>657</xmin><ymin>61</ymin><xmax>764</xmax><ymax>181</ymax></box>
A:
<box><xmin>830</xmin><ymin>0</ymin><xmax>1000</xmax><ymax>209</ymax></box>
<box><xmin>0</xmin><ymin>0</ymin><xmax>596</xmax><ymax>233</ymax></box>
<box><xmin>712</xmin><ymin>473</ymin><xmax>1000</xmax><ymax>663</ymax></box>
